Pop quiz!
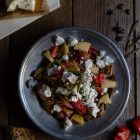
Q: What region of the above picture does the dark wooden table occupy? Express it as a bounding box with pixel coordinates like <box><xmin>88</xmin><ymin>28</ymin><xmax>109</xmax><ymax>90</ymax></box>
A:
<box><xmin>0</xmin><ymin>0</ymin><xmax>140</xmax><ymax>139</ymax></box>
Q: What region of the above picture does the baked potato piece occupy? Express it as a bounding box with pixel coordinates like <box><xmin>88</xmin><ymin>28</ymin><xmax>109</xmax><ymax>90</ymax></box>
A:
<box><xmin>74</xmin><ymin>42</ymin><xmax>91</xmax><ymax>52</ymax></box>
<box><xmin>101</xmin><ymin>79</ymin><xmax>117</xmax><ymax>88</ymax></box>
<box><xmin>99</xmin><ymin>93</ymin><xmax>111</xmax><ymax>104</ymax></box>
<box><xmin>71</xmin><ymin>113</ymin><xmax>84</xmax><ymax>125</ymax></box>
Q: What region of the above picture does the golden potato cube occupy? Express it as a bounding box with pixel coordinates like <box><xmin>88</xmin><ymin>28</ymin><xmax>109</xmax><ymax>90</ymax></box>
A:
<box><xmin>71</xmin><ymin>113</ymin><xmax>84</xmax><ymax>125</ymax></box>
<box><xmin>74</xmin><ymin>42</ymin><xmax>91</xmax><ymax>52</ymax></box>
<box><xmin>99</xmin><ymin>93</ymin><xmax>111</xmax><ymax>104</ymax></box>
<box><xmin>101</xmin><ymin>79</ymin><xmax>117</xmax><ymax>88</ymax></box>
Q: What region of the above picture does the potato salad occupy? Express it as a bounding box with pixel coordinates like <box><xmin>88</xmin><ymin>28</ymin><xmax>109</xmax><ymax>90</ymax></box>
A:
<box><xmin>31</xmin><ymin>35</ymin><xmax>117</xmax><ymax>129</ymax></box>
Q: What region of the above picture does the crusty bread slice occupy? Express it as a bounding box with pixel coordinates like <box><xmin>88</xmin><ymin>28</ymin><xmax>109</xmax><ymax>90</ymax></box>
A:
<box><xmin>7</xmin><ymin>126</ymin><xmax>36</xmax><ymax>140</ymax></box>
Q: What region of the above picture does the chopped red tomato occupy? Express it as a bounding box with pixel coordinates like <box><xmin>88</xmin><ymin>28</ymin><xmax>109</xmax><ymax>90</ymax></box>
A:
<box><xmin>132</xmin><ymin>116</ymin><xmax>140</xmax><ymax>136</ymax></box>
<box><xmin>96</xmin><ymin>87</ymin><xmax>103</xmax><ymax>93</ymax></box>
<box><xmin>75</xmin><ymin>55</ymin><xmax>81</xmax><ymax>63</ymax></box>
<box><xmin>94</xmin><ymin>73</ymin><xmax>105</xmax><ymax>83</ymax></box>
<box><xmin>50</xmin><ymin>46</ymin><xmax>59</xmax><ymax>58</ymax></box>
<box><xmin>113</xmin><ymin>126</ymin><xmax>130</xmax><ymax>140</ymax></box>
<box><xmin>88</xmin><ymin>47</ymin><xmax>94</xmax><ymax>55</ymax></box>
<box><xmin>70</xmin><ymin>99</ymin><xmax>87</xmax><ymax>114</ymax></box>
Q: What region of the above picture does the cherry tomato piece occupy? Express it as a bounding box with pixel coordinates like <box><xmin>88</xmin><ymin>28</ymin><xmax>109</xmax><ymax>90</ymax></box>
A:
<box><xmin>132</xmin><ymin>116</ymin><xmax>140</xmax><ymax>136</ymax></box>
<box><xmin>113</xmin><ymin>126</ymin><xmax>130</xmax><ymax>140</ymax></box>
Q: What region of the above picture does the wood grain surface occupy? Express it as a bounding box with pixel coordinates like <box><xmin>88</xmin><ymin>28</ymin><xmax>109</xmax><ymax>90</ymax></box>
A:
<box><xmin>135</xmin><ymin>0</ymin><xmax>140</xmax><ymax>140</ymax></box>
<box><xmin>0</xmin><ymin>38</ymin><xmax>9</xmax><ymax>140</ymax></box>
<box><xmin>0</xmin><ymin>0</ymin><xmax>140</xmax><ymax>139</ymax></box>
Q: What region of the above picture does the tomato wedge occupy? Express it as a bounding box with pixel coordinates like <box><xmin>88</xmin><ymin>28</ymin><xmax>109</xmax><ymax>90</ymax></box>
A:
<box><xmin>113</xmin><ymin>126</ymin><xmax>130</xmax><ymax>140</ymax></box>
<box><xmin>50</xmin><ymin>46</ymin><xmax>59</xmax><ymax>58</ymax></box>
<box><xmin>70</xmin><ymin>99</ymin><xmax>87</xmax><ymax>114</ymax></box>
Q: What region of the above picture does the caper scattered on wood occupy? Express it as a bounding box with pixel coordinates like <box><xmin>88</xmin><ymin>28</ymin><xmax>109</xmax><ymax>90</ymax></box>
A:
<box><xmin>125</xmin><ymin>9</ymin><xmax>130</xmax><ymax>15</ymax></box>
<box><xmin>117</xmin><ymin>3</ymin><xmax>124</xmax><ymax>10</ymax></box>
<box><xmin>106</xmin><ymin>9</ymin><xmax>114</xmax><ymax>16</ymax></box>
<box><xmin>113</xmin><ymin>26</ymin><xmax>125</xmax><ymax>34</ymax></box>
<box><xmin>115</xmin><ymin>34</ymin><xmax>124</xmax><ymax>42</ymax></box>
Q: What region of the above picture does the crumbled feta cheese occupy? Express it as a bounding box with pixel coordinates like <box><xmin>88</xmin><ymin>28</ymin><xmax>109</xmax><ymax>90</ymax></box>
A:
<box><xmin>69</xmin><ymin>96</ymin><xmax>78</xmax><ymax>102</ymax></box>
<box><xmin>82</xmin><ymin>63</ymin><xmax>93</xmax><ymax>96</ymax></box>
<box><xmin>100</xmin><ymin>51</ymin><xmax>106</xmax><ymax>57</ymax></box>
<box><xmin>72</xmin><ymin>87</ymin><xmax>82</xmax><ymax>99</ymax></box>
<box><xmin>26</xmin><ymin>78</ymin><xmax>36</xmax><ymax>88</ymax></box>
<box><xmin>96</xmin><ymin>57</ymin><xmax>105</xmax><ymax>69</ymax></box>
<box><xmin>101</xmin><ymin>88</ymin><xmax>108</xmax><ymax>95</ymax></box>
<box><xmin>84</xmin><ymin>88</ymin><xmax>98</xmax><ymax>106</ymax></box>
<box><xmin>88</xmin><ymin>88</ymin><xmax>98</xmax><ymax>100</ymax></box>
<box><xmin>58</xmin><ymin>66</ymin><xmax>61</xmax><ymax>70</ymax></box>
<box><xmin>68</xmin><ymin>36</ymin><xmax>78</xmax><ymax>46</ymax></box>
<box><xmin>18</xmin><ymin>0</ymin><xmax>35</xmax><ymax>11</ymax></box>
<box><xmin>104</xmin><ymin>56</ymin><xmax>114</xmax><ymax>65</ymax></box>
<box><xmin>75</xmin><ymin>92</ymin><xmax>82</xmax><ymax>99</ymax></box>
<box><xmin>39</xmin><ymin>85</ymin><xmax>52</xmax><ymax>97</ymax></box>
<box><xmin>7</xmin><ymin>0</ymin><xmax>18</xmax><ymax>11</ymax></box>
<box><xmin>91</xmin><ymin>103</ymin><xmax>100</xmax><ymax>118</ymax></box>
<box><xmin>62</xmin><ymin>55</ymin><xmax>69</xmax><ymax>61</ymax></box>
<box><xmin>67</xmin><ymin>74</ymin><xmax>78</xmax><ymax>84</ymax></box>
<box><xmin>55</xmin><ymin>35</ymin><xmax>65</xmax><ymax>46</ymax></box>
<box><xmin>96</xmin><ymin>54</ymin><xmax>114</xmax><ymax>68</ymax></box>
<box><xmin>56</xmin><ymin>87</ymin><xmax>68</xmax><ymax>95</ymax></box>
<box><xmin>85</xmin><ymin>59</ymin><xmax>93</xmax><ymax>69</ymax></box>
<box><xmin>44</xmin><ymin>86</ymin><xmax>52</xmax><ymax>97</ymax></box>
<box><xmin>64</xmin><ymin>118</ymin><xmax>73</xmax><ymax>129</ymax></box>
<box><xmin>62</xmin><ymin>71</ymin><xmax>78</xmax><ymax>84</ymax></box>
<box><xmin>51</xmin><ymin>104</ymin><xmax>62</xmax><ymax>113</ymax></box>
<box><xmin>7</xmin><ymin>0</ymin><xmax>36</xmax><ymax>12</ymax></box>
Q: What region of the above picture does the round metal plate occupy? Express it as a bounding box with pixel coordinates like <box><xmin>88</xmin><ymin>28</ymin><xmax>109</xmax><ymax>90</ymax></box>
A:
<box><xmin>19</xmin><ymin>27</ymin><xmax>130</xmax><ymax>140</ymax></box>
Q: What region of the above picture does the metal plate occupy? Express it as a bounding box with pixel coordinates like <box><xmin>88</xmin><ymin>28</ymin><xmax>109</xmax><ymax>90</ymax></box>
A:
<box><xmin>19</xmin><ymin>27</ymin><xmax>130</xmax><ymax>140</ymax></box>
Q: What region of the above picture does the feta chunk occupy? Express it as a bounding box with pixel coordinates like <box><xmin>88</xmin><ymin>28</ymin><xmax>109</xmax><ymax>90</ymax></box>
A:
<box><xmin>82</xmin><ymin>65</ymin><xmax>93</xmax><ymax>96</ymax></box>
<box><xmin>91</xmin><ymin>103</ymin><xmax>100</xmax><ymax>118</ymax></box>
<box><xmin>7</xmin><ymin>0</ymin><xmax>36</xmax><ymax>12</ymax></box>
<box><xmin>96</xmin><ymin>56</ymin><xmax>105</xmax><ymax>69</ymax></box>
<box><xmin>68</xmin><ymin>36</ymin><xmax>78</xmax><ymax>46</ymax></box>
<box><xmin>88</xmin><ymin>88</ymin><xmax>98</xmax><ymax>100</ymax></box>
<box><xmin>96</xmin><ymin>55</ymin><xmax>114</xmax><ymax>68</ymax></box>
<box><xmin>85</xmin><ymin>59</ymin><xmax>93</xmax><ymax>69</ymax></box>
<box><xmin>64</xmin><ymin>118</ymin><xmax>73</xmax><ymax>129</ymax></box>
<box><xmin>7</xmin><ymin>0</ymin><xmax>18</xmax><ymax>11</ymax></box>
<box><xmin>72</xmin><ymin>87</ymin><xmax>82</xmax><ymax>99</ymax></box>
<box><xmin>55</xmin><ymin>35</ymin><xmax>65</xmax><ymax>46</ymax></box>
<box><xmin>84</xmin><ymin>88</ymin><xmax>98</xmax><ymax>106</ymax></box>
<box><xmin>18</xmin><ymin>0</ymin><xmax>35</xmax><ymax>11</ymax></box>
<box><xmin>74</xmin><ymin>92</ymin><xmax>82</xmax><ymax>99</ymax></box>
<box><xmin>104</xmin><ymin>56</ymin><xmax>114</xmax><ymax>65</ymax></box>
<box><xmin>39</xmin><ymin>85</ymin><xmax>52</xmax><ymax>97</ymax></box>
<box><xmin>62</xmin><ymin>54</ymin><xmax>69</xmax><ymax>61</ymax></box>
<box><xmin>58</xmin><ymin>66</ymin><xmax>61</xmax><ymax>70</ymax></box>
<box><xmin>62</xmin><ymin>71</ymin><xmax>78</xmax><ymax>84</ymax></box>
<box><xmin>51</xmin><ymin>104</ymin><xmax>62</xmax><ymax>113</ymax></box>
<box><xmin>56</xmin><ymin>87</ymin><xmax>68</xmax><ymax>95</ymax></box>
<box><xmin>69</xmin><ymin>96</ymin><xmax>78</xmax><ymax>102</ymax></box>
<box><xmin>86</xmin><ymin>101</ymin><xmax>100</xmax><ymax>118</ymax></box>
<box><xmin>101</xmin><ymin>88</ymin><xmax>108</xmax><ymax>95</ymax></box>
<box><xmin>44</xmin><ymin>86</ymin><xmax>52</xmax><ymax>97</ymax></box>
<box><xmin>100</xmin><ymin>51</ymin><xmax>106</xmax><ymax>57</ymax></box>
